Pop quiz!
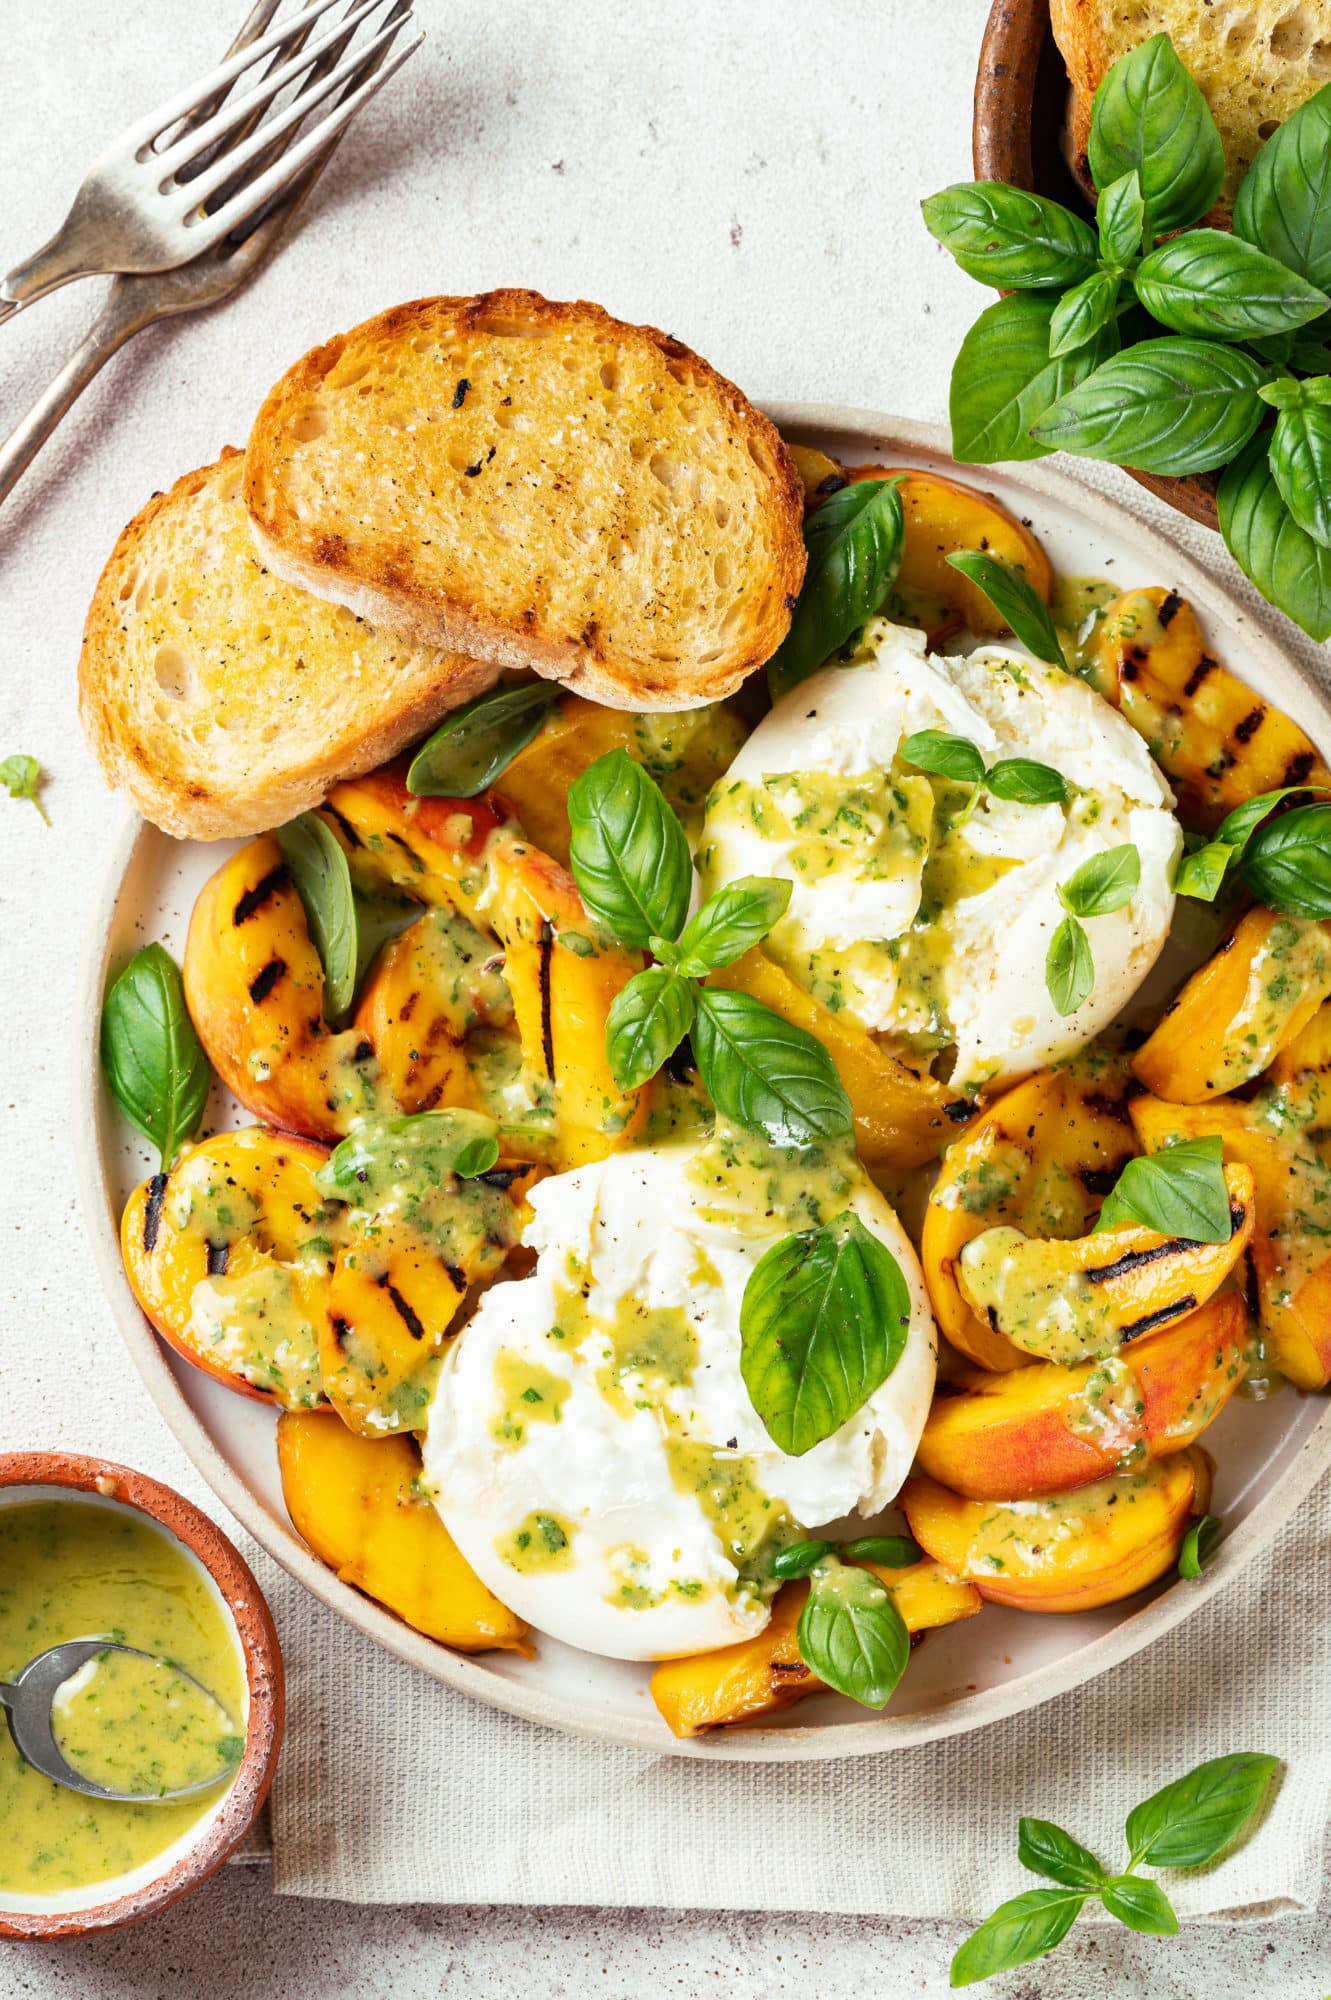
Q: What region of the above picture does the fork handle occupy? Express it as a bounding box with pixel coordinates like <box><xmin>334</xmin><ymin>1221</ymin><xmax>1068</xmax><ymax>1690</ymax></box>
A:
<box><xmin>0</xmin><ymin>285</ymin><xmax>149</xmax><ymax>506</ymax></box>
<box><xmin>1</xmin><ymin>217</ymin><xmax>110</xmax><ymax>326</ymax></box>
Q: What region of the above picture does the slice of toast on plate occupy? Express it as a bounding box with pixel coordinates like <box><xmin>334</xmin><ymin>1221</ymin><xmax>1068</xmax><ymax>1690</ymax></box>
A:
<box><xmin>79</xmin><ymin>450</ymin><xmax>498</xmax><ymax>840</ymax></box>
<box><xmin>243</xmin><ymin>289</ymin><xmax>805</xmax><ymax>710</ymax></box>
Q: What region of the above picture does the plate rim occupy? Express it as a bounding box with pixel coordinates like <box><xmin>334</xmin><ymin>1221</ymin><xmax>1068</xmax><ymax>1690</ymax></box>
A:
<box><xmin>75</xmin><ymin>407</ymin><xmax>1331</xmax><ymax>1762</ymax></box>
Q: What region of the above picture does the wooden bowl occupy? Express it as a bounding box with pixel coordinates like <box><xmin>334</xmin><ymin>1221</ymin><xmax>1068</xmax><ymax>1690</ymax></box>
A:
<box><xmin>973</xmin><ymin>0</ymin><xmax>1221</xmax><ymax>530</ymax></box>
<box><xmin>0</xmin><ymin>1452</ymin><xmax>283</xmax><ymax>1939</ymax></box>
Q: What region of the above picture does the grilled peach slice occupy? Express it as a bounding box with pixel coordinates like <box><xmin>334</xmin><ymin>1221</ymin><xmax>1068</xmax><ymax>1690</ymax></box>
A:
<box><xmin>122</xmin><ymin>1127</ymin><xmax>335</xmax><ymax>1409</ymax></box>
<box><xmin>709</xmin><ymin>946</ymin><xmax>971</xmax><ymax>1170</ymax></box>
<box><xmin>902</xmin><ymin>1447</ymin><xmax>1212</xmax><ymax>1613</ymax></box>
<box><xmin>914</xmin><ymin>1293</ymin><xmax>1247</xmax><ymax>1500</ymax></box>
<box><xmin>277</xmin><ymin>1411</ymin><xmax>528</xmax><ymax>1653</ymax></box>
<box><xmin>354</xmin><ymin>906</ymin><xmax>508</xmax><ymax>1117</ymax></box>
<box><xmin>955</xmin><ymin>1161</ymin><xmax>1254</xmax><ymax>1364</ymax></box>
<box><xmin>922</xmin><ymin>1058</ymin><xmax>1137</xmax><ymax>1372</ymax></box>
<box><xmin>1133</xmin><ymin>907</ymin><xmax>1331</xmax><ymax>1105</ymax></box>
<box><xmin>1130</xmin><ymin>1091</ymin><xmax>1331</xmax><ymax>1392</ymax></box>
<box><xmin>649</xmin><ymin>1560</ymin><xmax>981</xmax><ymax>1737</ymax></box>
<box><xmin>1093</xmin><ymin>587</ymin><xmax>1331</xmax><ymax>829</ymax></box>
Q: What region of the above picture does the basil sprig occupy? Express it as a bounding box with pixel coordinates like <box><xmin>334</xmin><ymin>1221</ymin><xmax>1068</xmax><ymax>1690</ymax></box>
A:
<box><xmin>1098</xmin><ymin>1134</ymin><xmax>1232</xmax><ymax>1244</ymax></box>
<box><xmin>767</xmin><ymin>478</ymin><xmax>905</xmax><ymax>699</ymax></box>
<box><xmin>0</xmin><ymin>752</ymin><xmax>49</xmax><ymax>824</ymax></box>
<box><xmin>951</xmin><ymin>1753</ymin><xmax>1279</xmax><ymax>1986</ymax></box>
<box><xmin>1045</xmin><ymin>844</ymin><xmax>1140</xmax><ymax>1017</ymax></box>
<box><xmin>900</xmin><ymin>729</ymin><xmax>1068</xmax><ymax>818</ymax></box>
<box><xmin>1178</xmin><ymin>1513</ymin><xmax>1223</xmax><ymax>1580</ymax></box>
<box><xmin>795</xmin><ymin>1556</ymin><xmax>911</xmax><ymax>1710</ymax></box>
<box><xmin>101</xmin><ymin>943</ymin><xmax>211</xmax><ymax>1170</ymax></box>
<box><xmin>1174</xmin><ymin>781</ymin><xmax>1331</xmax><ymax>907</ymax></box>
<box><xmin>771</xmin><ymin>1534</ymin><xmax>921</xmax><ymax>1580</ymax></box>
<box><xmin>568</xmin><ymin>752</ymin><xmax>851</xmax><ymax>1144</ymax></box>
<box><xmin>277</xmin><ymin>812</ymin><xmax>359</xmax><ymax>1021</ymax></box>
<box><xmin>943</xmin><ymin>550</ymin><xmax>1064</xmax><ymax>665</ymax></box>
<box><xmin>740</xmin><ymin>1210</ymin><xmax>910</xmax><ymax>1456</ymax></box>
<box><xmin>1241</xmin><ymin>803</ymin><xmax>1331</xmax><ymax>917</ymax></box>
<box><xmin>924</xmin><ymin>43</ymin><xmax>1331</xmax><ymax>636</ymax></box>
<box><xmin>406</xmin><ymin>681</ymin><xmax>560</xmax><ymax>798</ymax></box>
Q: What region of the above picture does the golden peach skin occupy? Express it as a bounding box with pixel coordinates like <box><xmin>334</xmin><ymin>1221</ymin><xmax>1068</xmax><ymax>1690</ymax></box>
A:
<box><xmin>901</xmin><ymin>1446</ymin><xmax>1213</xmax><ymax>1613</ymax></box>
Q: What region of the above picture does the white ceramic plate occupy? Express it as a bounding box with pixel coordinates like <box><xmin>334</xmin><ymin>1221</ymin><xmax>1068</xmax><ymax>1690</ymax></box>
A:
<box><xmin>76</xmin><ymin>411</ymin><xmax>1331</xmax><ymax>1759</ymax></box>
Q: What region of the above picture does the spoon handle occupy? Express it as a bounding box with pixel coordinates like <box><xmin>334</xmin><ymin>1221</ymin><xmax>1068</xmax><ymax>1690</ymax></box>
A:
<box><xmin>0</xmin><ymin>1682</ymin><xmax>15</xmax><ymax>1712</ymax></box>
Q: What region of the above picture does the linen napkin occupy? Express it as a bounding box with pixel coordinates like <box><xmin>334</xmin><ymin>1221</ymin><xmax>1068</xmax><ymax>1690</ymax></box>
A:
<box><xmin>266</xmin><ymin>458</ymin><xmax>1331</xmax><ymax>1915</ymax></box>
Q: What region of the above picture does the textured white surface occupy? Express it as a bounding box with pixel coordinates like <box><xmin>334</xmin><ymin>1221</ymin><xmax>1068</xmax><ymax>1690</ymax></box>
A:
<box><xmin>5</xmin><ymin>0</ymin><xmax>1331</xmax><ymax>1992</ymax></box>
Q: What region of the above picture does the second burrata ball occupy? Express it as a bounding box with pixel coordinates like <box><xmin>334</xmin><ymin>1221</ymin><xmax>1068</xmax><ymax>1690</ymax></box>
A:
<box><xmin>422</xmin><ymin>1131</ymin><xmax>937</xmax><ymax>1660</ymax></box>
<box><xmin>699</xmin><ymin>618</ymin><xmax>1181</xmax><ymax>1093</ymax></box>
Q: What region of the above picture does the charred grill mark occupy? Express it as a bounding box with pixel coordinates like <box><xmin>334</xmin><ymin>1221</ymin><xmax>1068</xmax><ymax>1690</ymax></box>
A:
<box><xmin>1078</xmin><ymin>1165</ymin><xmax>1122</xmax><ymax>1196</ymax></box>
<box><xmin>769</xmin><ymin>1660</ymin><xmax>811</xmax><ymax>1679</ymax></box>
<box><xmin>1158</xmin><ymin>591</ymin><xmax>1184</xmax><ymax>629</ymax></box>
<box><xmin>814</xmin><ymin>473</ymin><xmax>848</xmax><ymax>497</ymax></box>
<box><xmin>206</xmin><ymin>1241</ymin><xmax>230</xmax><ymax>1277</ymax></box>
<box><xmin>248</xmin><ymin>957</ymin><xmax>286</xmax><ymax>1004</ymax></box>
<box><xmin>330</xmin><ymin>1314</ymin><xmax>352</xmax><ymax>1351</ymax></box>
<box><xmin>398</xmin><ymin>990</ymin><xmax>419</xmax><ymax>1024</ymax></box>
<box><xmin>1122</xmin><ymin>1296</ymin><xmax>1196</xmax><ymax>1340</ymax></box>
<box><xmin>379</xmin><ymin>1278</ymin><xmax>426</xmax><ymax>1340</ymax></box>
<box><xmin>388</xmin><ymin>830</ymin><xmax>424</xmax><ymax>873</ymax></box>
<box><xmin>233</xmin><ymin>865</ymin><xmax>290</xmax><ymax>925</ymax></box>
<box><xmin>322</xmin><ymin>804</ymin><xmax>363</xmax><ymax>850</ymax></box>
<box><xmin>444</xmin><ymin>1260</ymin><xmax>466</xmax><ymax>1293</ymax></box>
<box><xmin>143</xmin><ymin>1173</ymin><xmax>167</xmax><ymax>1253</ymax></box>
<box><xmin>986</xmin><ymin>1305</ymin><xmax>1000</xmax><ymax>1332</ymax></box>
<box><xmin>1183</xmin><ymin>653</ymin><xmax>1217</xmax><ymax>698</ymax></box>
<box><xmin>479</xmin><ymin>1165</ymin><xmax>524</xmax><ymax>1190</ymax></box>
<box><xmin>1233</xmin><ymin>705</ymin><xmax>1265</xmax><ymax>745</ymax></box>
<box><xmin>944</xmin><ymin>1098</ymin><xmax>973</xmax><ymax>1124</ymax></box>
<box><xmin>1082</xmin><ymin>1090</ymin><xmax>1126</xmax><ymax>1120</ymax></box>
<box><xmin>538</xmin><ymin>919</ymin><xmax>556</xmax><ymax>1080</ymax></box>
<box><xmin>1086</xmin><ymin>1238</ymin><xmax>1195</xmax><ymax>1283</ymax></box>
<box><xmin>1281</xmin><ymin>750</ymin><xmax>1317</xmax><ymax>788</ymax></box>
<box><xmin>350</xmin><ymin>1039</ymin><xmax>374</xmax><ymax>1064</ymax></box>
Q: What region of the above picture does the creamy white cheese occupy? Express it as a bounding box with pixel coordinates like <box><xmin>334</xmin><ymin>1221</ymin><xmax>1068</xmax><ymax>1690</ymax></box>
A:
<box><xmin>423</xmin><ymin>1135</ymin><xmax>937</xmax><ymax>1661</ymax></box>
<box><xmin>699</xmin><ymin>619</ymin><xmax>1181</xmax><ymax>1091</ymax></box>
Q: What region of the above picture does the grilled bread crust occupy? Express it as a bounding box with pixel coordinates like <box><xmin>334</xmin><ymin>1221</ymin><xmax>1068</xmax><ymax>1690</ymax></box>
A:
<box><xmin>79</xmin><ymin>450</ymin><xmax>499</xmax><ymax>840</ymax></box>
<box><xmin>242</xmin><ymin>290</ymin><xmax>806</xmax><ymax>710</ymax></box>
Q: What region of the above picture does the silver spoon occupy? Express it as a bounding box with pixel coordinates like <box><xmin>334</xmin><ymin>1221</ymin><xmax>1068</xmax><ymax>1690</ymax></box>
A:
<box><xmin>0</xmin><ymin>1639</ymin><xmax>241</xmax><ymax>1803</ymax></box>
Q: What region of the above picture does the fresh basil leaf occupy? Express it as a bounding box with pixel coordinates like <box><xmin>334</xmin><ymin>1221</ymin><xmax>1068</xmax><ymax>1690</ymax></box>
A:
<box><xmin>767</xmin><ymin>479</ymin><xmax>904</xmax><ymax>699</ymax></box>
<box><xmin>1174</xmin><ymin>839</ymin><xmax>1234</xmax><ymax>901</ymax></box>
<box><xmin>1046</xmin><ymin>916</ymin><xmax>1094</xmax><ymax>1017</ymax></box>
<box><xmin>1241</xmin><ymin>803</ymin><xmax>1331</xmax><ymax>917</ymax></box>
<box><xmin>1125</xmin><ymin>1753</ymin><xmax>1281</xmax><ymax>1869</ymax></box>
<box><xmin>950</xmin><ymin>293</ymin><xmax>1119</xmax><ymax>464</ymax></box>
<box><xmin>1059</xmin><ymin>843</ymin><xmax>1141</xmax><ymax>917</ymax></box>
<box><xmin>1017</xmin><ymin>1818</ymin><xmax>1107</xmax><ymax>1890</ymax></box>
<box><xmin>0</xmin><ymin>752</ymin><xmax>49</xmax><ymax>824</ymax></box>
<box><xmin>1097</xmin><ymin>169</ymin><xmax>1145</xmax><ymax>266</ymax></box>
<box><xmin>406</xmin><ymin>681</ymin><xmax>561</xmax><ymax>798</ymax></box>
<box><xmin>100</xmin><ymin>943</ymin><xmax>211</xmax><ymax>1171</ymax></box>
<box><xmin>1258</xmin><ymin>374</ymin><xmax>1308</xmax><ymax>410</ymax></box>
<box><xmin>1291</xmin><ymin>337</ymin><xmax>1331</xmax><ymax>374</ymax></box>
<box><xmin>1101</xmin><ymin>1876</ymin><xmax>1179</xmax><ymax>1936</ymax></box>
<box><xmin>1031</xmin><ymin>340</ymin><xmax>1269</xmax><ymax>475</ymax></box>
<box><xmin>1216</xmin><ymin>783</ymin><xmax>1331</xmax><ymax>851</ymax></box>
<box><xmin>839</xmin><ymin>1534</ymin><xmax>923</xmax><ymax>1568</ymax></box>
<box><xmin>986</xmin><ymin>758</ymin><xmax>1069</xmax><ymax>805</ymax></box>
<box><xmin>1179</xmin><ymin>1513</ymin><xmax>1223</xmax><ymax>1580</ymax></box>
<box><xmin>1233</xmin><ymin>81</ymin><xmax>1331</xmax><ymax>291</ymax></box>
<box><xmin>1098</xmin><ymin>1134</ymin><xmax>1232</xmax><ymax>1243</ymax></box>
<box><xmin>315</xmin><ymin>1108</ymin><xmax>499</xmax><ymax>1200</ymax></box>
<box><xmin>770</xmin><ymin>1539</ymin><xmax>833</xmax><ymax>1581</ymax></box>
<box><xmin>605</xmin><ymin>967</ymin><xmax>695</xmax><ymax>1091</ymax></box>
<box><xmin>740</xmin><ymin>1211</ymin><xmax>911</xmax><ymax>1455</ymax></box>
<box><xmin>1270</xmin><ymin>399</ymin><xmax>1331</xmax><ymax>548</ymax></box>
<box><xmin>1134</xmin><ymin>230</ymin><xmax>1329</xmax><ymax>341</ymax></box>
<box><xmin>676</xmin><ymin>876</ymin><xmax>792</xmax><ymax>978</ymax></box>
<box><xmin>944</xmin><ymin>550</ymin><xmax>1065</xmax><ymax>666</ymax></box>
<box><xmin>1049</xmin><ymin>268</ymin><xmax>1122</xmax><ymax>359</ymax></box>
<box><xmin>692</xmin><ymin>987</ymin><xmax>854</xmax><ymax>1148</ymax></box>
<box><xmin>277</xmin><ymin>813</ymin><xmax>359</xmax><ymax>1020</ymax></box>
<box><xmin>921</xmin><ymin>182</ymin><xmax>1099</xmax><ymax>289</ymax></box>
<box><xmin>1088</xmin><ymin>32</ymin><xmax>1224</xmax><ymax>238</ymax></box>
<box><xmin>949</xmin><ymin>1888</ymin><xmax>1086</xmax><ymax>1988</ymax></box>
<box><xmin>567</xmin><ymin>749</ymin><xmax>692</xmax><ymax>948</ymax></box>
<box><xmin>796</xmin><ymin>1557</ymin><xmax>911</xmax><ymax>1708</ymax></box>
<box><xmin>1218</xmin><ymin>431</ymin><xmax>1331</xmax><ymax>642</ymax></box>
<box><xmin>900</xmin><ymin>730</ymin><xmax>986</xmax><ymax>786</ymax></box>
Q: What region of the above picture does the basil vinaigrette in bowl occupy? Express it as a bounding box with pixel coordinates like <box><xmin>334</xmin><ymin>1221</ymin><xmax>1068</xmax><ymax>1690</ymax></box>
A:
<box><xmin>0</xmin><ymin>1498</ymin><xmax>246</xmax><ymax>1900</ymax></box>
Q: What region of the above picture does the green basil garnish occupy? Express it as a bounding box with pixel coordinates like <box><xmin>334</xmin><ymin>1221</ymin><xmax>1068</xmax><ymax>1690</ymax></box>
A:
<box><xmin>900</xmin><ymin>730</ymin><xmax>985</xmax><ymax>786</ymax></box>
<box><xmin>675</xmin><ymin>876</ymin><xmax>792</xmax><ymax>978</ymax></box>
<box><xmin>948</xmin><ymin>292</ymin><xmax>1119</xmax><ymax>464</ymax></box>
<box><xmin>1217</xmin><ymin>430</ymin><xmax>1331</xmax><ymax>643</ymax></box>
<box><xmin>1045</xmin><ymin>915</ymin><xmax>1094</xmax><ymax>1018</ymax></box>
<box><xmin>1267</xmin><ymin>395</ymin><xmax>1331</xmax><ymax>549</ymax></box>
<box><xmin>100</xmin><ymin>943</ymin><xmax>211</xmax><ymax>1170</ymax></box>
<box><xmin>1096</xmin><ymin>170</ymin><xmax>1145</xmax><ymax>267</ymax></box>
<box><xmin>1087</xmin><ymin>32</ymin><xmax>1223</xmax><ymax>239</ymax></box>
<box><xmin>944</xmin><ymin>549</ymin><xmax>1065</xmax><ymax>666</ymax></box>
<box><xmin>739</xmin><ymin>1210</ymin><xmax>909</xmax><ymax>1456</ymax></box>
<box><xmin>605</xmin><ymin>967</ymin><xmax>695</xmax><ymax>1092</ymax></box>
<box><xmin>1031</xmin><ymin>340</ymin><xmax>1269</xmax><ymax>477</ymax></box>
<box><xmin>1059</xmin><ymin>843</ymin><xmax>1141</xmax><ymax>917</ymax></box>
<box><xmin>1099</xmin><ymin>1878</ymin><xmax>1180</xmax><ymax>1937</ymax></box>
<box><xmin>900</xmin><ymin>729</ymin><xmax>1067</xmax><ymax>814</ymax></box>
<box><xmin>1241</xmin><ymin>802</ymin><xmax>1331</xmax><ymax>917</ymax></box>
<box><xmin>1233</xmin><ymin>81</ymin><xmax>1331</xmax><ymax>292</ymax></box>
<box><xmin>315</xmin><ymin>1108</ymin><xmax>499</xmax><ymax>1201</ymax></box>
<box><xmin>770</xmin><ymin>1539</ymin><xmax>833</xmax><ymax>1580</ymax></box>
<box><xmin>951</xmin><ymin>1888</ymin><xmax>1087</xmax><ymax>1988</ymax></box>
<box><xmin>0</xmin><ymin>752</ymin><xmax>49</xmax><ymax>824</ymax></box>
<box><xmin>567</xmin><ymin>748</ymin><xmax>692</xmax><ymax>948</ymax></box>
<box><xmin>1124</xmin><ymin>1753</ymin><xmax>1280</xmax><ymax>1869</ymax></box>
<box><xmin>692</xmin><ymin>987</ymin><xmax>853</xmax><ymax>1149</ymax></box>
<box><xmin>985</xmin><ymin>759</ymin><xmax>1068</xmax><ymax>806</ymax></box>
<box><xmin>1134</xmin><ymin>231</ymin><xmax>1329</xmax><ymax>343</ymax></box>
<box><xmin>795</xmin><ymin>1555</ymin><xmax>911</xmax><ymax>1709</ymax></box>
<box><xmin>1097</xmin><ymin>1134</ymin><xmax>1231</xmax><ymax>1243</ymax></box>
<box><xmin>920</xmin><ymin>183</ymin><xmax>1098</xmax><ymax>290</ymax></box>
<box><xmin>277</xmin><ymin>812</ymin><xmax>359</xmax><ymax>1021</ymax></box>
<box><xmin>767</xmin><ymin>478</ymin><xmax>905</xmax><ymax>699</ymax></box>
<box><xmin>1178</xmin><ymin>1513</ymin><xmax>1223</xmax><ymax>1580</ymax></box>
<box><xmin>406</xmin><ymin>681</ymin><xmax>560</xmax><ymax>798</ymax></box>
<box><xmin>1173</xmin><ymin>840</ymin><xmax>1233</xmax><ymax>903</ymax></box>
<box><xmin>1016</xmin><ymin>1819</ymin><xmax>1107</xmax><ymax>1891</ymax></box>
<box><xmin>1048</xmin><ymin>269</ymin><xmax>1122</xmax><ymax>360</ymax></box>
<box><xmin>838</xmin><ymin>1533</ymin><xmax>922</xmax><ymax>1568</ymax></box>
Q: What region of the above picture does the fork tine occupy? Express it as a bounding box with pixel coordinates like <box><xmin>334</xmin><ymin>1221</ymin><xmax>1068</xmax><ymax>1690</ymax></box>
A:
<box><xmin>177</xmin><ymin>11</ymin><xmax>412</xmax><ymax>214</ymax></box>
<box><xmin>151</xmin><ymin>0</ymin><xmax>392</xmax><ymax>183</ymax></box>
<box><xmin>161</xmin><ymin>0</ymin><xmax>284</xmax><ymax>162</ymax></box>
<box><xmin>178</xmin><ymin>32</ymin><xmax>422</xmax><ymax>254</ymax></box>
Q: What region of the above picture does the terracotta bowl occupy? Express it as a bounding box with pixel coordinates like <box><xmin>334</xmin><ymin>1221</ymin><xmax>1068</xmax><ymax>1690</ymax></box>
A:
<box><xmin>0</xmin><ymin>1452</ymin><xmax>283</xmax><ymax>1940</ymax></box>
<box><xmin>972</xmin><ymin>0</ymin><xmax>1221</xmax><ymax>530</ymax></box>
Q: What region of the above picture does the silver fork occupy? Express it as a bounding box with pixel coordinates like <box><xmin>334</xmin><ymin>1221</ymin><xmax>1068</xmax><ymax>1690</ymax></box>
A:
<box><xmin>0</xmin><ymin>0</ymin><xmax>418</xmax><ymax>324</ymax></box>
<box><xmin>0</xmin><ymin>1</ymin><xmax>421</xmax><ymax>507</ymax></box>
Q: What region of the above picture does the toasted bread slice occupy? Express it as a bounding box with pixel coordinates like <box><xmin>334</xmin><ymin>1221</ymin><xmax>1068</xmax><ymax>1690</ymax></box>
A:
<box><xmin>243</xmin><ymin>290</ymin><xmax>805</xmax><ymax>710</ymax></box>
<box><xmin>79</xmin><ymin>450</ymin><xmax>498</xmax><ymax>840</ymax></box>
<box><xmin>1052</xmin><ymin>0</ymin><xmax>1329</xmax><ymax>212</ymax></box>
